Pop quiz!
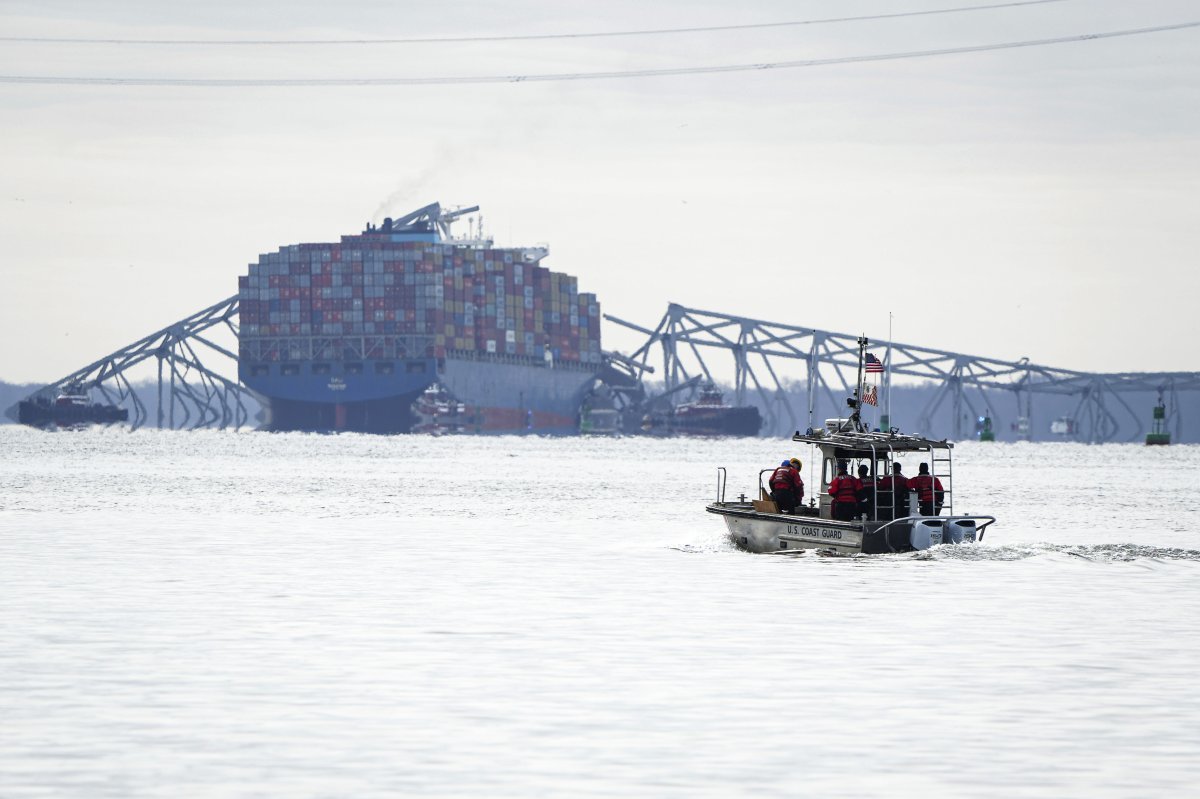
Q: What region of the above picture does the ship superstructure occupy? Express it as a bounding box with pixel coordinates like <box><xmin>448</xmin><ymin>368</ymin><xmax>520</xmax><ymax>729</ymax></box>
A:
<box><xmin>237</xmin><ymin>203</ymin><xmax>601</xmax><ymax>433</ymax></box>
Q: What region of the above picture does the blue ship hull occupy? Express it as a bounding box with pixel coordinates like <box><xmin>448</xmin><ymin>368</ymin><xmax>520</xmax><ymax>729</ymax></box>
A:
<box><xmin>242</xmin><ymin>353</ymin><xmax>595</xmax><ymax>434</ymax></box>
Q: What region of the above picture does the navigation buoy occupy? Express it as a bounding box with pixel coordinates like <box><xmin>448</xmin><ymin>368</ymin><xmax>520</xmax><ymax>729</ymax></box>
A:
<box><xmin>1146</xmin><ymin>392</ymin><xmax>1171</xmax><ymax>446</ymax></box>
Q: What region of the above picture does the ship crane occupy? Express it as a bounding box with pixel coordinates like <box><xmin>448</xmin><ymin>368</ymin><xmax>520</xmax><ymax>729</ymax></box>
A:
<box><xmin>371</xmin><ymin>202</ymin><xmax>481</xmax><ymax>239</ymax></box>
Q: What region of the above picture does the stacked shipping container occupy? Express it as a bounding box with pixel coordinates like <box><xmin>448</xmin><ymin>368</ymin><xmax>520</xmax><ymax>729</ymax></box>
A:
<box><xmin>238</xmin><ymin>233</ymin><xmax>602</xmax><ymax>366</ymax></box>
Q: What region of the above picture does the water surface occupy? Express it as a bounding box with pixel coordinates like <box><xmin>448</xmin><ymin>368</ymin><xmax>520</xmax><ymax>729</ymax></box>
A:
<box><xmin>2</xmin><ymin>428</ymin><xmax>1198</xmax><ymax>797</ymax></box>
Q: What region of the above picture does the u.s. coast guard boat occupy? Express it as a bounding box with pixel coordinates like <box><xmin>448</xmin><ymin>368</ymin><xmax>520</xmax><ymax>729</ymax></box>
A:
<box><xmin>706</xmin><ymin>338</ymin><xmax>995</xmax><ymax>555</ymax></box>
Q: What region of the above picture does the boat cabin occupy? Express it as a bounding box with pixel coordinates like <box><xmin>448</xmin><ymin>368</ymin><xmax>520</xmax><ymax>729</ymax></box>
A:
<box><xmin>789</xmin><ymin>423</ymin><xmax>955</xmax><ymax>523</ymax></box>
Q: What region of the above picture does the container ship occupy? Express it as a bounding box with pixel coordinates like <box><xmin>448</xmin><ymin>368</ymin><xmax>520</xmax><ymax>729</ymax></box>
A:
<box><xmin>237</xmin><ymin>203</ymin><xmax>602</xmax><ymax>434</ymax></box>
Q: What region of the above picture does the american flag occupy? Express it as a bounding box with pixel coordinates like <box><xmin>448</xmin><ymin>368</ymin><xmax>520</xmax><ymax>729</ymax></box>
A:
<box><xmin>865</xmin><ymin>353</ymin><xmax>884</xmax><ymax>373</ymax></box>
<box><xmin>862</xmin><ymin>385</ymin><xmax>879</xmax><ymax>406</ymax></box>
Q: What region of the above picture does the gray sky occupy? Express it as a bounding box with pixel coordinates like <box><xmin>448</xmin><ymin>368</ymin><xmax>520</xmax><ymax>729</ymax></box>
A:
<box><xmin>1</xmin><ymin>0</ymin><xmax>1197</xmax><ymax>383</ymax></box>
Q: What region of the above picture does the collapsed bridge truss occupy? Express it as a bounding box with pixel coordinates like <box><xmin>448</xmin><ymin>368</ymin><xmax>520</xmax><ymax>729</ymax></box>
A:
<box><xmin>10</xmin><ymin>296</ymin><xmax>1198</xmax><ymax>442</ymax></box>
<box><xmin>5</xmin><ymin>295</ymin><xmax>254</xmax><ymax>431</ymax></box>
<box><xmin>607</xmin><ymin>303</ymin><xmax>1199</xmax><ymax>443</ymax></box>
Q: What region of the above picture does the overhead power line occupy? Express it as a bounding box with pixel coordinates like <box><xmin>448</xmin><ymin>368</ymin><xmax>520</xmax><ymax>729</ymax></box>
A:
<box><xmin>0</xmin><ymin>0</ymin><xmax>1067</xmax><ymax>46</ymax></box>
<box><xmin>1</xmin><ymin>20</ymin><xmax>1196</xmax><ymax>87</ymax></box>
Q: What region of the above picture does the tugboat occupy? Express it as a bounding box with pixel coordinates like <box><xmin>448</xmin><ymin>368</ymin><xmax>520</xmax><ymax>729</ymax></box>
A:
<box><xmin>410</xmin><ymin>384</ymin><xmax>481</xmax><ymax>435</ymax></box>
<box><xmin>706</xmin><ymin>337</ymin><xmax>995</xmax><ymax>555</ymax></box>
<box><xmin>16</xmin><ymin>386</ymin><xmax>129</xmax><ymax>429</ymax></box>
<box><xmin>671</xmin><ymin>384</ymin><xmax>762</xmax><ymax>436</ymax></box>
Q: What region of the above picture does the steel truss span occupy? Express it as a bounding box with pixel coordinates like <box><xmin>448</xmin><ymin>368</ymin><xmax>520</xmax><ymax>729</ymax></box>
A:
<box><xmin>6</xmin><ymin>296</ymin><xmax>254</xmax><ymax>431</ymax></box>
<box><xmin>10</xmin><ymin>296</ymin><xmax>1196</xmax><ymax>441</ymax></box>
<box><xmin>606</xmin><ymin>303</ymin><xmax>1198</xmax><ymax>443</ymax></box>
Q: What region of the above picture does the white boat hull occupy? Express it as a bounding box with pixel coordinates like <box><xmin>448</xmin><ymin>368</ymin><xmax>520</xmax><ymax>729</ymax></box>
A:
<box><xmin>707</xmin><ymin>503</ymin><xmax>992</xmax><ymax>555</ymax></box>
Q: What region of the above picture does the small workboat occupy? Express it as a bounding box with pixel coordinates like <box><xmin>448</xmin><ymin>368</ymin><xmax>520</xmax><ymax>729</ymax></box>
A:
<box><xmin>706</xmin><ymin>337</ymin><xmax>995</xmax><ymax>555</ymax></box>
<box><xmin>16</xmin><ymin>387</ymin><xmax>129</xmax><ymax>430</ymax></box>
<box><xmin>668</xmin><ymin>384</ymin><xmax>762</xmax><ymax>437</ymax></box>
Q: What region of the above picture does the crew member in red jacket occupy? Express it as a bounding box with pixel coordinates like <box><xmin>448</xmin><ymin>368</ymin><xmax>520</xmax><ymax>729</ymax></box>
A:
<box><xmin>877</xmin><ymin>462</ymin><xmax>910</xmax><ymax>520</ymax></box>
<box><xmin>768</xmin><ymin>459</ymin><xmax>802</xmax><ymax>514</ymax></box>
<box><xmin>827</xmin><ymin>461</ymin><xmax>863</xmax><ymax>522</ymax></box>
<box><xmin>856</xmin><ymin>464</ymin><xmax>876</xmax><ymax>519</ymax></box>
<box><xmin>788</xmin><ymin>458</ymin><xmax>805</xmax><ymax>509</ymax></box>
<box><xmin>908</xmin><ymin>462</ymin><xmax>946</xmax><ymax>516</ymax></box>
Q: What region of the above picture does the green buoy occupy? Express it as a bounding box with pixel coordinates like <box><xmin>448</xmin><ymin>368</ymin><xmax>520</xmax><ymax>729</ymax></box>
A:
<box><xmin>979</xmin><ymin>415</ymin><xmax>995</xmax><ymax>442</ymax></box>
<box><xmin>1146</xmin><ymin>391</ymin><xmax>1170</xmax><ymax>446</ymax></box>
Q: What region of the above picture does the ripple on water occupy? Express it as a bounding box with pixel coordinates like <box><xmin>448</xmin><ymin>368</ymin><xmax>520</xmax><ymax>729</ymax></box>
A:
<box><xmin>925</xmin><ymin>541</ymin><xmax>1200</xmax><ymax>563</ymax></box>
<box><xmin>2</xmin><ymin>428</ymin><xmax>1200</xmax><ymax>797</ymax></box>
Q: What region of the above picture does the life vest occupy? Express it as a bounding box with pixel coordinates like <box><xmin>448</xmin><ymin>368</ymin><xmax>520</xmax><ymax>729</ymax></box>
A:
<box><xmin>770</xmin><ymin>467</ymin><xmax>794</xmax><ymax>490</ymax></box>
<box><xmin>908</xmin><ymin>474</ymin><xmax>942</xmax><ymax>502</ymax></box>
<box><xmin>792</xmin><ymin>472</ymin><xmax>805</xmax><ymax>500</ymax></box>
<box><xmin>830</xmin><ymin>475</ymin><xmax>861</xmax><ymax>504</ymax></box>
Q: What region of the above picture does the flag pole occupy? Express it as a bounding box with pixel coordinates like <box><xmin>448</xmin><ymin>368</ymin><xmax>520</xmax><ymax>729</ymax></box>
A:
<box><xmin>885</xmin><ymin>311</ymin><xmax>893</xmax><ymax>430</ymax></box>
<box><xmin>873</xmin><ymin>358</ymin><xmax>878</xmax><ymax>430</ymax></box>
<box><xmin>852</xmin><ymin>335</ymin><xmax>866</xmax><ymax>432</ymax></box>
<box><xmin>868</xmin><ymin>342</ymin><xmax>876</xmax><ymax>430</ymax></box>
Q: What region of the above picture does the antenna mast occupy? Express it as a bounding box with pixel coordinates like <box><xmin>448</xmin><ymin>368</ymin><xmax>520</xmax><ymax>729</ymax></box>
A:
<box><xmin>848</xmin><ymin>335</ymin><xmax>868</xmax><ymax>432</ymax></box>
<box><xmin>885</xmin><ymin>312</ymin><xmax>893</xmax><ymax>429</ymax></box>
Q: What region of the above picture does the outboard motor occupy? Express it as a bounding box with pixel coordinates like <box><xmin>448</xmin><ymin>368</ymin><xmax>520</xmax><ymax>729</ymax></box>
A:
<box><xmin>946</xmin><ymin>518</ymin><xmax>977</xmax><ymax>544</ymax></box>
<box><xmin>910</xmin><ymin>519</ymin><xmax>944</xmax><ymax>550</ymax></box>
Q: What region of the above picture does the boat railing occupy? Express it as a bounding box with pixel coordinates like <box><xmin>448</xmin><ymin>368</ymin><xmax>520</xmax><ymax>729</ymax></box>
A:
<box><xmin>757</xmin><ymin>469</ymin><xmax>776</xmax><ymax>501</ymax></box>
<box><xmin>715</xmin><ymin>467</ymin><xmax>727</xmax><ymax>504</ymax></box>
<box><xmin>870</xmin><ymin>514</ymin><xmax>996</xmax><ymax>541</ymax></box>
<box><xmin>793</xmin><ymin>429</ymin><xmax>953</xmax><ymax>449</ymax></box>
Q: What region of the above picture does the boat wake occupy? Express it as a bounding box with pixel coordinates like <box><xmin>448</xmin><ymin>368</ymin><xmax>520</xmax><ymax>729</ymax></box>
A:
<box><xmin>671</xmin><ymin>541</ymin><xmax>732</xmax><ymax>555</ymax></box>
<box><xmin>911</xmin><ymin>542</ymin><xmax>1200</xmax><ymax>563</ymax></box>
<box><xmin>686</xmin><ymin>533</ymin><xmax>1200</xmax><ymax>563</ymax></box>
<box><xmin>700</xmin><ymin>540</ymin><xmax>1200</xmax><ymax>563</ymax></box>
